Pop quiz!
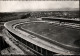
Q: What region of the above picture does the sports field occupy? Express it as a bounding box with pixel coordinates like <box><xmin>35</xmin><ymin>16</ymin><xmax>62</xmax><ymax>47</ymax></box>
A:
<box><xmin>16</xmin><ymin>21</ymin><xmax>80</xmax><ymax>48</ymax></box>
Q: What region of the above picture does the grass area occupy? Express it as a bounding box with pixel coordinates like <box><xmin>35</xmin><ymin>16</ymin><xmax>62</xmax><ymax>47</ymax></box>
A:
<box><xmin>0</xmin><ymin>12</ymin><xmax>30</xmax><ymax>22</ymax></box>
<box><xmin>20</xmin><ymin>22</ymin><xmax>80</xmax><ymax>46</ymax></box>
<box><xmin>0</xmin><ymin>26</ymin><xmax>4</xmax><ymax>33</ymax></box>
<box><xmin>0</xmin><ymin>22</ymin><xmax>5</xmax><ymax>33</ymax></box>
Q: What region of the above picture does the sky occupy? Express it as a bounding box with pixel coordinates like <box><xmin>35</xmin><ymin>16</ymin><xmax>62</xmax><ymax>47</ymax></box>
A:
<box><xmin>0</xmin><ymin>1</ymin><xmax>79</xmax><ymax>12</ymax></box>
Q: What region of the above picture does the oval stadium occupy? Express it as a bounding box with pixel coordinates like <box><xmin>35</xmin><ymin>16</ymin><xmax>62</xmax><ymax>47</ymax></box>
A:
<box><xmin>3</xmin><ymin>17</ymin><xmax>80</xmax><ymax>55</ymax></box>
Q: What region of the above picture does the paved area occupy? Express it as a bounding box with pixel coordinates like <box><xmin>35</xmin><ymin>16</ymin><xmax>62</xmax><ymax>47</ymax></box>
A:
<box><xmin>1</xmin><ymin>47</ymin><xmax>23</xmax><ymax>55</ymax></box>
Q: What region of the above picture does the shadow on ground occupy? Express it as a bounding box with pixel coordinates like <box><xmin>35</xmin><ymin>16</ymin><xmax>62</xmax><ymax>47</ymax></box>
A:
<box><xmin>0</xmin><ymin>36</ymin><xmax>10</xmax><ymax>50</ymax></box>
<box><xmin>0</xmin><ymin>25</ymin><xmax>10</xmax><ymax>51</ymax></box>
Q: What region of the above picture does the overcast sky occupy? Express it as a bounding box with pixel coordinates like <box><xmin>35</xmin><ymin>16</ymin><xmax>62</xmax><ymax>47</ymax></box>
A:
<box><xmin>0</xmin><ymin>1</ymin><xmax>79</xmax><ymax>12</ymax></box>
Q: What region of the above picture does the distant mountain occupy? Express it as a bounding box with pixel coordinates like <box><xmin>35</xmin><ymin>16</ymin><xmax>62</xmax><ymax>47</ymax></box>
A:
<box><xmin>55</xmin><ymin>8</ymin><xmax>79</xmax><ymax>11</ymax></box>
<box><xmin>17</xmin><ymin>8</ymin><xmax>79</xmax><ymax>12</ymax></box>
<box><xmin>42</xmin><ymin>8</ymin><xmax>79</xmax><ymax>11</ymax></box>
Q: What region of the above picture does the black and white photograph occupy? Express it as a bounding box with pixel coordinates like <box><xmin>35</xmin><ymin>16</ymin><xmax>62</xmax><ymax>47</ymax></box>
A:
<box><xmin>0</xmin><ymin>0</ymin><xmax>79</xmax><ymax>55</ymax></box>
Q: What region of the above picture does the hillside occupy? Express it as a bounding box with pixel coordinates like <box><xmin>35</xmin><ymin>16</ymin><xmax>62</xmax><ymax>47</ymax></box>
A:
<box><xmin>0</xmin><ymin>11</ymin><xmax>79</xmax><ymax>22</ymax></box>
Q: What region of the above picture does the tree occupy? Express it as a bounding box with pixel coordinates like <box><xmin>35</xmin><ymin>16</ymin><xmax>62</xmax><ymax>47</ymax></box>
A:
<box><xmin>21</xmin><ymin>13</ymin><xmax>31</xmax><ymax>19</ymax></box>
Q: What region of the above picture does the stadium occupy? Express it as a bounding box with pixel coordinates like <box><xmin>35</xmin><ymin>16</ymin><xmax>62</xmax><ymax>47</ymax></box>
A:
<box><xmin>3</xmin><ymin>17</ymin><xmax>80</xmax><ymax>55</ymax></box>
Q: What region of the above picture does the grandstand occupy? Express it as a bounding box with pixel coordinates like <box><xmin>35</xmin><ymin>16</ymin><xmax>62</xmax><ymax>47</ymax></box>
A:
<box><xmin>3</xmin><ymin>18</ymin><xmax>80</xmax><ymax>55</ymax></box>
